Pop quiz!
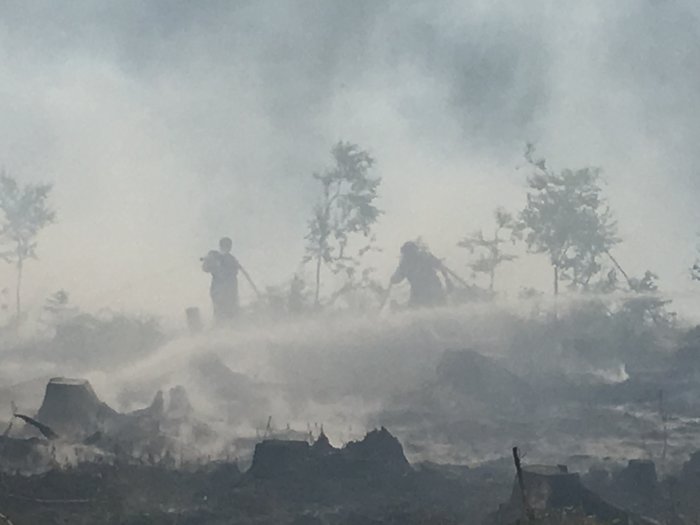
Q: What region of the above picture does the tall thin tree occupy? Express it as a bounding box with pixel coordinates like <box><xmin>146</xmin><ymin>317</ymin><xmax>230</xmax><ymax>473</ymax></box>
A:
<box><xmin>0</xmin><ymin>173</ymin><xmax>56</xmax><ymax>318</ymax></box>
<box><xmin>304</xmin><ymin>142</ymin><xmax>381</xmax><ymax>306</ymax></box>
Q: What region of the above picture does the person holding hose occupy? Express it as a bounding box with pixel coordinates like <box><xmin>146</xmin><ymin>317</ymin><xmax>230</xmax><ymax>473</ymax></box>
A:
<box><xmin>202</xmin><ymin>237</ymin><xmax>259</xmax><ymax>325</ymax></box>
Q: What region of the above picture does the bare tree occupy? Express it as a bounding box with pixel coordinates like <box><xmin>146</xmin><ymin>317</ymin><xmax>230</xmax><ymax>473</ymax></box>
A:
<box><xmin>458</xmin><ymin>208</ymin><xmax>517</xmax><ymax>293</ymax></box>
<box><xmin>303</xmin><ymin>142</ymin><xmax>382</xmax><ymax>306</ymax></box>
<box><xmin>0</xmin><ymin>173</ymin><xmax>56</xmax><ymax>318</ymax></box>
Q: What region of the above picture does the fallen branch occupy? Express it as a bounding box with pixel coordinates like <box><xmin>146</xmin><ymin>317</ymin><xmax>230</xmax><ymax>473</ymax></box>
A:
<box><xmin>7</xmin><ymin>493</ymin><xmax>90</xmax><ymax>505</ymax></box>
<box><xmin>605</xmin><ymin>250</ymin><xmax>635</xmax><ymax>290</ymax></box>
<box><xmin>0</xmin><ymin>512</ymin><xmax>14</xmax><ymax>525</ymax></box>
<box><xmin>12</xmin><ymin>414</ymin><xmax>58</xmax><ymax>440</ymax></box>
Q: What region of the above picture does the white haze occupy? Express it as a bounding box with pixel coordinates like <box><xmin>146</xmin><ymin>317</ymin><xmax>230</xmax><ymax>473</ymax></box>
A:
<box><xmin>0</xmin><ymin>0</ymin><xmax>699</xmax><ymax>322</ymax></box>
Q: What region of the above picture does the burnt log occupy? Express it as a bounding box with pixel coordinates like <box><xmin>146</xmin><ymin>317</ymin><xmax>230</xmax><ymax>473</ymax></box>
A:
<box><xmin>12</xmin><ymin>414</ymin><xmax>58</xmax><ymax>440</ymax></box>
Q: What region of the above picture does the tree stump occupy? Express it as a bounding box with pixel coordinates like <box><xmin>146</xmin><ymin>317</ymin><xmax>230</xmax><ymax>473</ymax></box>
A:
<box><xmin>36</xmin><ymin>378</ymin><xmax>115</xmax><ymax>438</ymax></box>
<box><xmin>489</xmin><ymin>464</ymin><xmax>650</xmax><ymax>524</ymax></box>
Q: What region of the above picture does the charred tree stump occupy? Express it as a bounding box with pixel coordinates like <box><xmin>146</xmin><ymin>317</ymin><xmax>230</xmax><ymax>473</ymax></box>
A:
<box><xmin>36</xmin><ymin>378</ymin><xmax>115</xmax><ymax>438</ymax></box>
<box><xmin>491</xmin><ymin>461</ymin><xmax>647</xmax><ymax>524</ymax></box>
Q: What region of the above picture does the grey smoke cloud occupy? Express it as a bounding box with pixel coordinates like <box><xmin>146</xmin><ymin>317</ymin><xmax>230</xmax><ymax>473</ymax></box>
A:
<box><xmin>0</xmin><ymin>0</ymin><xmax>698</xmax><ymax>318</ymax></box>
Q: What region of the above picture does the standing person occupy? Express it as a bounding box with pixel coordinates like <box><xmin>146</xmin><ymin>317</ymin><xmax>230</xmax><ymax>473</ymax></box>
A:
<box><xmin>202</xmin><ymin>237</ymin><xmax>259</xmax><ymax>325</ymax></box>
<box><xmin>389</xmin><ymin>241</ymin><xmax>449</xmax><ymax>308</ymax></box>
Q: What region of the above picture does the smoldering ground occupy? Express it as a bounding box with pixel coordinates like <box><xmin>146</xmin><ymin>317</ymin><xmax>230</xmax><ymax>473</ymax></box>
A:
<box><xmin>0</xmin><ymin>293</ymin><xmax>694</xmax><ymax>475</ymax></box>
<box><xmin>1</xmin><ymin>0</ymin><xmax>700</xmax><ymax>492</ymax></box>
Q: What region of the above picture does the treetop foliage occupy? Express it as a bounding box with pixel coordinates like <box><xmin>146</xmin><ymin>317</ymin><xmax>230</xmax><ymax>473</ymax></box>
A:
<box><xmin>0</xmin><ymin>172</ymin><xmax>56</xmax><ymax>263</ymax></box>
<box><xmin>518</xmin><ymin>144</ymin><xmax>620</xmax><ymax>289</ymax></box>
<box><xmin>304</xmin><ymin>141</ymin><xmax>382</xmax><ymax>303</ymax></box>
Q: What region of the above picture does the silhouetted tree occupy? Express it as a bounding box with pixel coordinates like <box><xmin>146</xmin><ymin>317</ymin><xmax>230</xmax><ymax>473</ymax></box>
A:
<box><xmin>40</xmin><ymin>289</ymin><xmax>79</xmax><ymax>334</ymax></box>
<box><xmin>692</xmin><ymin>262</ymin><xmax>700</xmax><ymax>282</ymax></box>
<box><xmin>629</xmin><ymin>270</ymin><xmax>659</xmax><ymax>293</ymax></box>
<box><xmin>326</xmin><ymin>266</ymin><xmax>385</xmax><ymax>310</ymax></box>
<box><xmin>44</xmin><ymin>289</ymin><xmax>71</xmax><ymax>316</ymax></box>
<box><xmin>590</xmin><ymin>268</ymin><xmax>660</xmax><ymax>294</ymax></box>
<box><xmin>0</xmin><ymin>173</ymin><xmax>56</xmax><ymax>318</ymax></box>
<box><xmin>691</xmin><ymin>245</ymin><xmax>700</xmax><ymax>282</ymax></box>
<box><xmin>517</xmin><ymin>144</ymin><xmax>619</xmax><ymax>295</ymax></box>
<box><xmin>458</xmin><ymin>208</ymin><xmax>517</xmax><ymax>293</ymax></box>
<box><xmin>303</xmin><ymin>142</ymin><xmax>382</xmax><ymax>305</ymax></box>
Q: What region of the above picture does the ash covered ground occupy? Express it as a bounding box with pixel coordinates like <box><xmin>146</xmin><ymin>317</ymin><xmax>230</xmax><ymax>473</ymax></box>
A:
<box><xmin>3</xmin><ymin>297</ymin><xmax>700</xmax><ymax>524</ymax></box>
<box><xmin>3</xmin><ymin>1</ymin><xmax>700</xmax><ymax>522</ymax></box>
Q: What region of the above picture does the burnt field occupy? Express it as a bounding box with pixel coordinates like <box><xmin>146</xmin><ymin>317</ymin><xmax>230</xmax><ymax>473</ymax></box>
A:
<box><xmin>3</xmin><ymin>299</ymin><xmax>700</xmax><ymax>524</ymax></box>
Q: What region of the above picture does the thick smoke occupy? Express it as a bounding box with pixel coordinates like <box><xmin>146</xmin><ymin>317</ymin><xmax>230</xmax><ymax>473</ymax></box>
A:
<box><xmin>0</xmin><ymin>0</ymin><xmax>698</xmax><ymax>319</ymax></box>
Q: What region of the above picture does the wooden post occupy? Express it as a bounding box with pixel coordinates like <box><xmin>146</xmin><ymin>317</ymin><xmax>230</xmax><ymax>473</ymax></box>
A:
<box><xmin>513</xmin><ymin>447</ymin><xmax>533</xmax><ymax>523</ymax></box>
<box><xmin>185</xmin><ymin>307</ymin><xmax>203</xmax><ymax>334</ymax></box>
<box><xmin>36</xmin><ymin>378</ymin><xmax>114</xmax><ymax>437</ymax></box>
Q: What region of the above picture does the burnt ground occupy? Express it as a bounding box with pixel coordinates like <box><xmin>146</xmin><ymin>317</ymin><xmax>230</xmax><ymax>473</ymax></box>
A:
<box><xmin>0</xmin><ymin>430</ymin><xmax>513</xmax><ymax>525</ymax></box>
<box><xmin>5</xmin><ymin>431</ymin><xmax>700</xmax><ymax>524</ymax></box>
<box><xmin>3</xmin><ymin>302</ymin><xmax>700</xmax><ymax>523</ymax></box>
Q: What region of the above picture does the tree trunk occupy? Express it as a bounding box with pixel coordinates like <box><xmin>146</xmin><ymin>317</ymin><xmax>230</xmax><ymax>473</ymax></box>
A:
<box><xmin>605</xmin><ymin>250</ymin><xmax>634</xmax><ymax>290</ymax></box>
<box><xmin>314</xmin><ymin>254</ymin><xmax>322</xmax><ymax>306</ymax></box>
<box><xmin>15</xmin><ymin>258</ymin><xmax>23</xmax><ymax>319</ymax></box>
<box><xmin>553</xmin><ymin>265</ymin><xmax>559</xmax><ymax>296</ymax></box>
<box><xmin>489</xmin><ymin>268</ymin><xmax>495</xmax><ymax>293</ymax></box>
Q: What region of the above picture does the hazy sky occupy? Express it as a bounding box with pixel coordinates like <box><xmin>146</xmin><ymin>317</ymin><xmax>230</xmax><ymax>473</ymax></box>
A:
<box><xmin>0</xmin><ymin>0</ymin><xmax>699</xmax><ymax>319</ymax></box>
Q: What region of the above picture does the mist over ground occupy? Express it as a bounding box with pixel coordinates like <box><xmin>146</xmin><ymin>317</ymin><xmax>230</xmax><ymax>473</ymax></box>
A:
<box><xmin>5</xmin><ymin>8</ymin><xmax>700</xmax><ymax>525</ymax></box>
<box><xmin>4</xmin><ymin>6</ymin><xmax>700</xmax><ymax>523</ymax></box>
